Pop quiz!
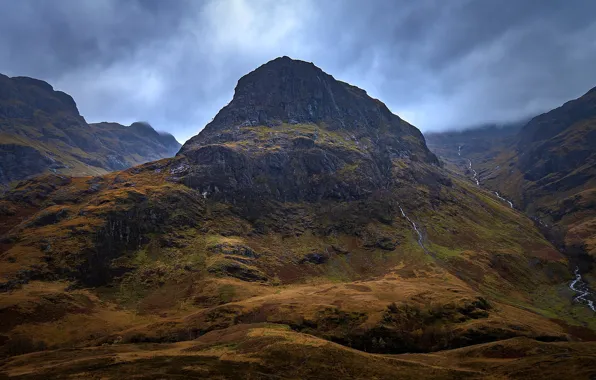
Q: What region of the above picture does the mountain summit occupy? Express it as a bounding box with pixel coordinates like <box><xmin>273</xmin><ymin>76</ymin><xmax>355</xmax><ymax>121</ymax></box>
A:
<box><xmin>176</xmin><ymin>57</ymin><xmax>437</xmax><ymax>201</ymax></box>
<box><xmin>185</xmin><ymin>56</ymin><xmax>429</xmax><ymax>141</ymax></box>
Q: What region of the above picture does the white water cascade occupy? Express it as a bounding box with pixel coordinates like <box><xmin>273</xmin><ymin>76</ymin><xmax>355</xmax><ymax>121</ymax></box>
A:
<box><xmin>399</xmin><ymin>206</ymin><xmax>429</xmax><ymax>254</ymax></box>
<box><xmin>569</xmin><ymin>267</ymin><xmax>596</xmax><ymax>312</ymax></box>
<box><xmin>467</xmin><ymin>159</ymin><xmax>479</xmax><ymax>186</ymax></box>
<box><xmin>494</xmin><ymin>192</ymin><xmax>514</xmax><ymax>208</ymax></box>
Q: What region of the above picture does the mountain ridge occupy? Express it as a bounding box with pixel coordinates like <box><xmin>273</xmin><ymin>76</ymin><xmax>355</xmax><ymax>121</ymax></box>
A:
<box><xmin>424</xmin><ymin>83</ymin><xmax>596</xmax><ymax>292</ymax></box>
<box><xmin>0</xmin><ymin>74</ymin><xmax>181</xmax><ymax>187</ymax></box>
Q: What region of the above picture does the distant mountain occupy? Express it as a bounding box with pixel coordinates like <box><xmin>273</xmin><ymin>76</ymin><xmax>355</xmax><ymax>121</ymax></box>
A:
<box><xmin>0</xmin><ymin>74</ymin><xmax>181</xmax><ymax>187</ymax></box>
<box><xmin>426</xmin><ymin>86</ymin><xmax>596</xmax><ymax>264</ymax></box>
<box><xmin>506</xmin><ymin>87</ymin><xmax>596</xmax><ymax>261</ymax></box>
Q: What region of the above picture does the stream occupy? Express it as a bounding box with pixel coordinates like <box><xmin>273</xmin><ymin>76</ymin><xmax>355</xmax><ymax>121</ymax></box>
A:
<box><xmin>458</xmin><ymin>146</ymin><xmax>515</xmax><ymax>207</ymax></box>
<box><xmin>399</xmin><ymin>206</ymin><xmax>429</xmax><ymax>254</ymax></box>
<box><xmin>467</xmin><ymin>159</ymin><xmax>480</xmax><ymax>186</ymax></box>
<box><xmin>569</xmin><ymin>267</ymin><xmax>596</xmax><ymax>312</ymax></box>
<box><xmin>494</xmin><ymin>192</ymin><xmax>514</xmax><ymax>208</ymax></box>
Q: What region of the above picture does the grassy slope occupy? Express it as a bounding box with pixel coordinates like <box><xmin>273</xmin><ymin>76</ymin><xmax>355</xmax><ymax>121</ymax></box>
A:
<box><xmin>0</xmin><ymin>122</ymin><xmax>181</xmax><ymax>184</ymax></box>
<box><xmin>0</xmin><ymin>132</ymin><xmax>110</xmax><ymax>178</ymax></box>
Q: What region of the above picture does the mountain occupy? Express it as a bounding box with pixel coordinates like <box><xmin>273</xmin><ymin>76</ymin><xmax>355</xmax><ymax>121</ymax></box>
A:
<box><xmin>426</xmin><ymin>88</ymin><xmax>596</xmax><ymax>264</ymax></box>
<box><xmin>0</xmin><ymin>74</ymin><xmax>181</xmax><ymax>187</ymax></box>
<box><xmin>1</xmin><ymin>58</ymin><xmax>595</xmax><ymax>378</ymax></box>
<box><xmin>497</xmin><ymin>87</ymin><xmax>596</xmax><ymax>269</ymax></box>
<box><xmin>178</xmin><ymin>56</ymin><xmax>438</xmax><ymax>202</ymax></box>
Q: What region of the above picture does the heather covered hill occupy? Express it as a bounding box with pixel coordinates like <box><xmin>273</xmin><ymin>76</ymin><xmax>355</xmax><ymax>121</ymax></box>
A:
<box><xmin>0</xmin><ymin>58</ymin><xmax>595</xmax><ymax>378</ymax></box>
<box><xmin>0</xmin><ymin>74</ymin><xmax>181</xmax><ymax>186</ymax></box>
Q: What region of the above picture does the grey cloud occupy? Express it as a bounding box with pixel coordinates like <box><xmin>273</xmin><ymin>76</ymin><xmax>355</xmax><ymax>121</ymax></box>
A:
<box><xmin>1</xmin><ymin>1</ymin><xmax>188</xmax><ymax>75</ymax></box>
<box><xmin>0</xmin><ymin>0</ymin><xmax>595</xmax><ymax>141</ymax></box>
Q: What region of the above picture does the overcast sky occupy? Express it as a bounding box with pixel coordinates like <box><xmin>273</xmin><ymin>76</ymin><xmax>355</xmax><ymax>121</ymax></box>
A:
<box><xmin>1</xmin><ymin>0</ymin><xmax>595</xmax><ymax>143</ymax></box>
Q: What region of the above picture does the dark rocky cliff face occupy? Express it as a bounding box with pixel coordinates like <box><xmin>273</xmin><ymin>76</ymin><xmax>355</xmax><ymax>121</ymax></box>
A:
<box><xmin>0</xmin><ymin>144</ymin><xmax>55</xmax><ymax>184</ymax></box>
<box><xmin>176</xmin><ymin>57</ymin><xmax>438</xmax><ymax>202</ymax></box>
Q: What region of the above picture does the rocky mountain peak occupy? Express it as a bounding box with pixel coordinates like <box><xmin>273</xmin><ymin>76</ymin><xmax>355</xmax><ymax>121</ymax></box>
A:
<box><xmin>221</xmin><ymin>56</ymin><xmax>375</xmax><ymax>129</ymax></box>
<box><xmin>182</xmin><ymin>57</ymin><xmax>432</xmax><ymax>159</ymax></box>
<box><xmin>171</xmin><ymin>57</ymin><xmax>438</xmax><ymax>202</ymax></box>
<box><xmin>129</xmin><ymin>121</ymin><xmax>166</xmax><ymax>139</ymax></box>
<box><xmin>0</xmin><ymin>73</ymin><xmax>182</xmax><ymax>185</ymax></box>
<box><xmin>518</xmin><ymin>84</ymin><xmax>596</xmax><ymax>150</ymax></box>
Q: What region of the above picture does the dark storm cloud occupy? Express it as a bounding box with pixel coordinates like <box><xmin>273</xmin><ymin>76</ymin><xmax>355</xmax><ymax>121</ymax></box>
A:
<box><xmin>1</xmin><ymin>0</ymin><xmax>595</xmax><ymax>141</ymax></box>
<box><xmin>308</xmin><ymin>0</ymin><xmax>596</xmax><ymax>129</ymax></box>
<box><xmin>0</xmin><ymin>1</ymin><xmax>192</xmax><ymax>76</ymax></box>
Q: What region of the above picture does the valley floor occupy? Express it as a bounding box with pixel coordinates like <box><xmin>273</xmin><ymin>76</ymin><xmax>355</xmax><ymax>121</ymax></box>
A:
<box><xmin>1</xmin><ymin>273</ymin><xmax>596</xmax><ymax>379</ymax></box>
<box><xmin>2</xmin><ymin>326</ymin><xmax>596</xmax><ymax>379</ymax></box>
